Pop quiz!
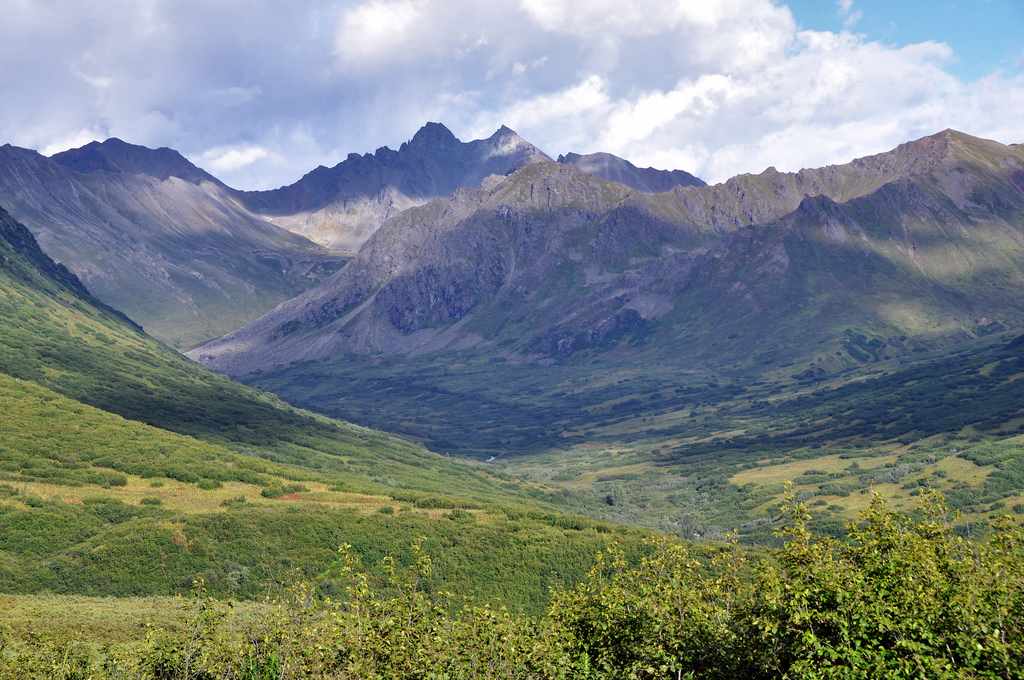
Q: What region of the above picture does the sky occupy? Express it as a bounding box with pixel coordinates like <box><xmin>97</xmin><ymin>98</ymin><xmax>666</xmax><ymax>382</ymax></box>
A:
<box><xmin>1</xmin><ymin>0</ymin><xmax>1022</xmax><ymax>190</ymax></box>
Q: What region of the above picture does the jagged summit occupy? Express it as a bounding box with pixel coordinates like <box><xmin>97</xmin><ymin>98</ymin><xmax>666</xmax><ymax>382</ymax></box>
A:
<box><xmin>406</xmin><ymin>121</ymin><xmax>459</xmax><ymax>149</ymax></box>
<box><xmin>232</xmin><ymin>122</ymin><xmax>549</xmax><ymax>253</ymax></box>
<box><xmin>488</xmin><ymin>124</ymin><xmax>529</xmax><ymax>144</ymax></box>
<box><xmin>51</xmin><ymin>137</ymin><xmax>220</xmax><ymax>185</ymax></box>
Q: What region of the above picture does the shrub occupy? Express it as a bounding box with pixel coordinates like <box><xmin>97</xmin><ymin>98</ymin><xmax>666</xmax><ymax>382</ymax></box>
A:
<box><xmin>260</xmin><ymin>483</ymin><xmax>307</xmax><ymax>498</ymax></box>
<box><xmin>2</xmin><ymin>495</ymin><xmax>1022</xmax><ymax>678</ymax></box>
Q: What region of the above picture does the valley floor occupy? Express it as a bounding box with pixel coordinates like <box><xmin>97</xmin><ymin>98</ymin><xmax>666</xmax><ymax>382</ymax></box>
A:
<box><xmin>245</xmin><ymin>330</ymin><xmax>1024</xmax><ymax>540</ymax></box>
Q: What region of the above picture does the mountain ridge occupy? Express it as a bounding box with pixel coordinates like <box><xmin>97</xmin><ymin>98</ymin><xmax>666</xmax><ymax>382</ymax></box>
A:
<box><xmin>51</xmin><ymin>137</ymin><xmax>222</xmax><ymax>185</ymax></box>
<box><xmin>0</xmin><ymin>142</ymin><xmax>344</xmax><ymax>348</ymax></box>
<box><xmin>231</xmin><ymin>122</ymin><xmax>551</xmax><ymax>253</ymax></box>
<box><xmin>557</xmin><ymin>151</ymin><xmax>705</xmax><ymax>192</ymax></box>
<box><xmin>2</xmin><ymin>124</ymin><xmax>714</xmax><ymax>346</ymax></box>
<box><xmin>192</xmin><ymin>128</ymin><xmax>1024</xmax><ymax>378</ymax></box>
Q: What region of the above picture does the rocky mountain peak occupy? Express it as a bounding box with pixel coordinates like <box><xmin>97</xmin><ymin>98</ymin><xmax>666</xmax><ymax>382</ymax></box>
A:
<box><xmin>407</xmin><ymin>122</ymin><xmax>459</xmax><ymax>150</ymax></box>
<box><xmin>886</xmin><ymin>128</ymin><xmax>1017</xmax><ymax>171</ymax></box>
<box><xmin>233</xmin><ymin>122</ymin><xmax>551</xmax><ymax>252</ymax></box>
<box><xmin>488</xmin><ymin>124</ymin><xmax>523</xmax><ymax>142</ymax></box>
<box><xmin>787</xmin><ymin>194</ymin><xmax>852</xmax><ymax>230</ymax></box>
<box><xmin>483</xmin><ymin>124</ymin><xmax>543</xmax><ymax>160</ymax></box>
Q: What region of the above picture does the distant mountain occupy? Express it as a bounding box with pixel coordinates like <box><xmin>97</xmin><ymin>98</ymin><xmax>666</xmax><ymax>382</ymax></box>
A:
<box><xmin>557</xmin><ymin>151</ymin><xmax>705</xmax><ymax>191</ymax></box>
<box><xmin>51</xmin><ymin>137</ymin><xmax>221</xmax><ymax>184</ymax></box>
<box><xmin>233</xmin><ymin>123</ymin><xmax>549</xmax><ymax>253</ymax></box>
<box><xmin>193</xmin><ymin>130</ymin><xmax>1024</xmax><ymax>379</ymax></box>
<box><xmin>0</xmin><ymin>139</ymin><xmax>344</xmax><ymax>348</ymax></box>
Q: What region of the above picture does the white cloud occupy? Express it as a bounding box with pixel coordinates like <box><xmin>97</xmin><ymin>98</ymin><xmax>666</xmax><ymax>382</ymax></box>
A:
<box><xmin>519</xmin><ymin>0</ymin><xmax>688</xmax><ymax>36</ymax></box>
<box><xmin>42</xmin><ymin>128</ymin><xmax>108</xmax><ymax>156</ymax></box>
<box><xmin>465</xmin><ymin>11</ymin><xmax>1022</xmax><ymax>184</ymax></box>
<box><xmin>489</xmin><ymin>75</ymin><xmax>610</xmax><ymax>129</ymax></box>
<box><xmin>1</xmin><ymin>0</ymin><xmax>1023</xmax><ymax>191</ymax></box>
<box><xmin>334</xmin><ymin>0</ymin><xmax>423</xmax><ymax>67</ymax></box>
<box><xmin>74</xmin><ymin>70</ymin><xmax>114</xmax><ymax>89</ymax></box>
<box><xmin>199</xmin><ymin>145</ymin><xmax>275</xmax><ymax>173</ymax></box>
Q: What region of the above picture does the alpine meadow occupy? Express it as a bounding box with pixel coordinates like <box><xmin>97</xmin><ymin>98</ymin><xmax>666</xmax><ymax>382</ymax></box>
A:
<box><xmin>2</xmin><ymin>1</ymin><xmax>1024</xmax><ymax>678</ymax></box>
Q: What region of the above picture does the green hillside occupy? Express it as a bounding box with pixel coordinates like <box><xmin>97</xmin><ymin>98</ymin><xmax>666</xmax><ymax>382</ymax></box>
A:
<box><xmin>0</xmin><ymin>205</ymin><xmax>646</xmax><ymax>608</ymax></box>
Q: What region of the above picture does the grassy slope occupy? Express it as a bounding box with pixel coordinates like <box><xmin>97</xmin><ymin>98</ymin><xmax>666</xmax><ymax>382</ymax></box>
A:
<box><xmin>0</xmin><ymin>207</ymin><xmax>646</xmax><ymax>609</ymax></box>
<box><xmin>0</xmin><ymin>205</ymin><xmax>537</xmax><ymax>501</ymax></box>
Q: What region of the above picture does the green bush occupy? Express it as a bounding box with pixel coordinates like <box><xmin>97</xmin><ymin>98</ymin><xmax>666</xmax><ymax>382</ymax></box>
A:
<box><xmin>259</xmin><ymin>483</ymin><xmax>307</xmax><ymax>499</ymax></box>
<box><xmin>3</xmin><ymin>494</ymin><xmax>1021</xmax><ymax>678</ymax></box>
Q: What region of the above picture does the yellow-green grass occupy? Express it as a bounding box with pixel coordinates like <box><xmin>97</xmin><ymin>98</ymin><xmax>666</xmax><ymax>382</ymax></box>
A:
<box><xmin>733</xmin><ymin>452</ymin><xmax>997</xmax><ymax>520</ymax></box>
<box><xmin>0</xmin><ymin>593</ymin><xmax>269</xmax><ymax>646</ymax></box>
<box><xmin>934</xmin><ymin>455</ymin><xmax>993</xmax><ymax>485</ymax></box>
<box><xmin>7</xmin><ymin>474</ymin><xmax>499</xmax><ymax>524</ymax></box>
<box><xmin>730</xmin><ymin>453</ymin><xmax>899</xmax><ymax>487</ymax></box>
<box><xmin>814</xmin><ymin>483</ymin><xmax>911</xmax><ymax>517</ymax></box>
<box><xmin>563</xmin><ymin>462</ymin><xmax>657</xmax><ymax>490</ymax></box>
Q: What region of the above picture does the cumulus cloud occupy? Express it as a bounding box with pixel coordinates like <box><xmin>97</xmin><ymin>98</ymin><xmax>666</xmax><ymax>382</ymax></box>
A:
<box><xmin>42</xmin><ymin>129</ymin><xmax>110</xmax><ymax>157</ymax></box>
<box><xmin>335</xmin><ymin>0</ymin><xmax>424</xmax><ymax>67</ymax></box>
<box><xmin>0</xmin><ymin>0</ymin><xmax>1022</xmax><ymax>189</ymax></box>
<box><xmin>199</xmin><ymin>145</ymin><xmax>276</xmax><ymax>173</ymax></box>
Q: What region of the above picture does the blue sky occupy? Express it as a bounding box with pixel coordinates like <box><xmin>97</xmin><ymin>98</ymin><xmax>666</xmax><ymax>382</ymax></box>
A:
<box><xmin>0</xmin><ymin>0</ymin><xmax>1022</xmax><ymax>189</ymax></box>
<box><xmin>791</xmin><ymin>0</ymin><xmax>1023</xmax><ymax>79</ymax></box>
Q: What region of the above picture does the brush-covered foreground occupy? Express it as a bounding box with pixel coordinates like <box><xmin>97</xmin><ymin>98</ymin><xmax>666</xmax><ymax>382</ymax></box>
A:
<box><xmin>3</xmin><ymin>495</ymin><xmax>1022</xmax><ymax>679</ymax></box>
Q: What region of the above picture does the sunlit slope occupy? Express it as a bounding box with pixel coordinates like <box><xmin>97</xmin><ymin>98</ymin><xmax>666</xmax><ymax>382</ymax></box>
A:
<box><xmin>0</xmin><ymin>205</ymin><xmax>523</xmax><ymax>501</ymax></box>
<box><xmin>0</xmin><ymin>205</ymin><xmax>646</xmax><ymax>605</ymax></box>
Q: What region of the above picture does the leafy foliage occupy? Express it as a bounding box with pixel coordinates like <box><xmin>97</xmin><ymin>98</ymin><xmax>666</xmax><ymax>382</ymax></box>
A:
<box><xmin>3</xmin><ymin>496</ymin><xmax>1021</xmax><ymax>678</ymax></box>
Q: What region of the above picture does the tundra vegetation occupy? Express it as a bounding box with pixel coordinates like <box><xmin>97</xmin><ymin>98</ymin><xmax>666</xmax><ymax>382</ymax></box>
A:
<box><xmin>2</xmin><ymin>493</ymin><xmax>1022</xmax><ymax>679</ymax></box>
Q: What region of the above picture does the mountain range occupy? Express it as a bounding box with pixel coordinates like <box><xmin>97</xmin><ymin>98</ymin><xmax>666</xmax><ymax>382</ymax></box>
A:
<box><xmin>234</xmin><ymin>123</ymin><xmax>550</xmax><ymax>253</ymax></box>
<box><xmin>5</xmin><ymin>120</ymin><xmax>1024</xmax><ymax>537</ymax></box>
<box><xmin>0</xmin><ymin>124</ymin><xmax>696</xmax><ymax>348</ymax></box>
<box><xmin>193</xmin><ymin>129</ymin><xmax>1024</xmax><ymax>379</ymax></box>
<box><xmin>234</xmin><ymin>125</ymin><xmax>709</xmax><ymax>254</ymax></box>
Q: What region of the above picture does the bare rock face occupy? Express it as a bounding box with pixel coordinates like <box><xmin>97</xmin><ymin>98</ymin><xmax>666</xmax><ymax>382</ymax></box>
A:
<box><xmin>0</xmin><ymin>141</ymin><xmax>344</xmax><ymax>348</ymax></box>
<box><xmin>557</xmin><ymin>151</ymin><xmax>705</xmax><ymax>192</ymax></box>
<box><xmin>233</xmin><ymin>123</ymin><xmax>550</xmax><ymax>253</ymax></box>
<box><xmin>192</xmin><ymin>130</ymin><xmax>1024</xmax><ymax>377</ymax></box>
